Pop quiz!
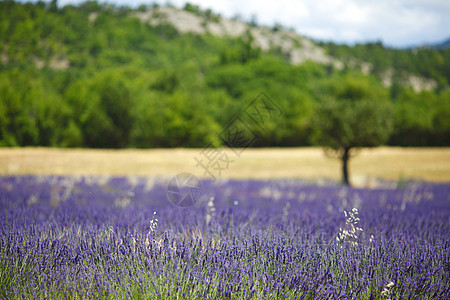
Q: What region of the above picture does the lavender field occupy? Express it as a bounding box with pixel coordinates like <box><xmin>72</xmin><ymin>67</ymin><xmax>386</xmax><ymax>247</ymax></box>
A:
<box><xmin>1</xmin><ymin>175</ymin><xmax>449</xmax><ymax>299</ymax></box>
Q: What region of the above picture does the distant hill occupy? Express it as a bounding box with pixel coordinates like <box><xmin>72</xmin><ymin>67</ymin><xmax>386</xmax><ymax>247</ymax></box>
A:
<box><xmin>0</xmin><ymin>1</ymin><xmax>449</xmax><ymax>148</ymax></box>
<box><xmin>133</xmin><ymin>6</ymin><xmax>343</xmax><ymax>68</ymax></box>
<box><xmin>430</xmin><ymin>37</ymin><xmax>450</xmax><ymax>49</ymax></box>
<box><xmin>134</xmin><ymin>5</ymin><xmax>447</xmax><ymax>93</ymax></box>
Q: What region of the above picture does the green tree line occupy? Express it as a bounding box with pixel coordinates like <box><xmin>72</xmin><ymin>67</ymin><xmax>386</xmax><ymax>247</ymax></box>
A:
<box><xmin>0</xmin><ymin>1</ymin><xmax>449</xmax><ymax>148</ymax></box>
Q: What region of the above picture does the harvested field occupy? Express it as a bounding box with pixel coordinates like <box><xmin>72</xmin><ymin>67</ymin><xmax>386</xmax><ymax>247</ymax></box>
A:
<box><xmin>0</xmin><ymin>147</ymin><xmax>449</xmax><ymax>184</ymax></box>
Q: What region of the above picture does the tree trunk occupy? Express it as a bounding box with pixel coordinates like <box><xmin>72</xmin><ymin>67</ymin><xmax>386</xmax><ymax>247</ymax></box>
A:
<box><xmin>342</xmin><ymin>147</ymin><xmax>351</xmax><ymax>186</ymax></box>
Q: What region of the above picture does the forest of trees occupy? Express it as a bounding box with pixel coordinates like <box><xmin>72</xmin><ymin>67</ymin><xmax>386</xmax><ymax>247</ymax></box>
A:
<box><xmin>0</xmin><ymin>1</ymin><xmax>449</xmax><ymax>148</ymax></box>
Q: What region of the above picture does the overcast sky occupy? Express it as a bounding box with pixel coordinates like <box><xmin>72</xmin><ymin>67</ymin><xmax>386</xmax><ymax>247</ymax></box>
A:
<box><xmin>26</xmin><ymin>0</ymin><xmax>450</xmax><ymax>47</ymax></box>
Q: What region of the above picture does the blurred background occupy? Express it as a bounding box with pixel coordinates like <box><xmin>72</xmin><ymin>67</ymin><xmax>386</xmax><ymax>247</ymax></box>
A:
<box><xmin>0</xmin><ymin>0</ymin><xmax>449</xmax><ymax>184</ymax></box>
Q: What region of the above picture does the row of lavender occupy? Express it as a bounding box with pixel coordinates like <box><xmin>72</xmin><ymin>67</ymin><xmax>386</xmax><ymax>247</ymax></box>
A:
<box><xmin>1</xmin><ymin>175</ymin><xmax>449</xmax><ymax>299</ymax></box>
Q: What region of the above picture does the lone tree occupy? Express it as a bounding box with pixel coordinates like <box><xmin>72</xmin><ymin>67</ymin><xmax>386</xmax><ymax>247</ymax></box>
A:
<box><xmin>312</xmin><ymin>76</ymin><xmax>393</xmax><ymax>185</ymax></box>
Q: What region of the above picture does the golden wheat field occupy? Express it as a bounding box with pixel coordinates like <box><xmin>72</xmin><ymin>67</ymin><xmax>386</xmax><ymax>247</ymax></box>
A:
<box><xmin>1</xmin><ymin>147</ymin><xmax>449</xmax><ymax>185</ymax></box>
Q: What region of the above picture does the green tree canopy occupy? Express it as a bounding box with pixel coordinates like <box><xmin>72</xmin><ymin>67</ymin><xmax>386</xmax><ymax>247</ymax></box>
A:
<box><xmin>312</xmin><ymin>76</ymin><xmax>394</xmax><ymax>185</ymax></box>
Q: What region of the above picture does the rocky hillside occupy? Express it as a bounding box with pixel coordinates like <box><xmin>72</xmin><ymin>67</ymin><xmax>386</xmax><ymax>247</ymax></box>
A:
<box><xmin>134</xmin><ymin>7</ymin><xmax>342</xmax><ymax>68</ymax></box>
<box><xmin>133</xmin><ymin>5</ymin><xmax>441</xmax><ymax>92</ymax></box>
